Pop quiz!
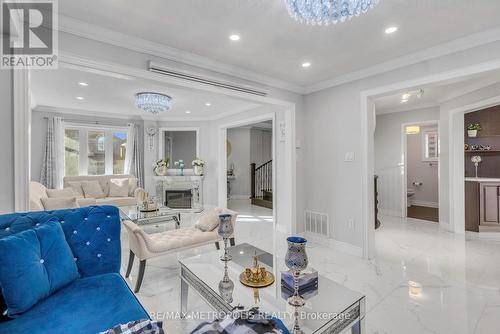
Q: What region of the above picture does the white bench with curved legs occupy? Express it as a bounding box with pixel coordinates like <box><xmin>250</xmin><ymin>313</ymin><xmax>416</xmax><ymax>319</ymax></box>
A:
<box><xmin>122</xmin><ymin>208</ymin><xmax>237</xmax><ymax>292</ymax></box>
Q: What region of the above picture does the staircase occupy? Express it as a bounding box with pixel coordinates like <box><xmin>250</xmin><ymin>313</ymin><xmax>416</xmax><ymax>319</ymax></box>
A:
<box><xmin>251</xmin><ymin>160</ymin><xmax>273</xmax><ymax>209</ymax></box>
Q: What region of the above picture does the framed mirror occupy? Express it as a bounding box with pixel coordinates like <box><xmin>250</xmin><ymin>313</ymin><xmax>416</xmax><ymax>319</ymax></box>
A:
<box><xmin>158</xmin><ymin>128</ymin><xmax>199</xmax><ymax>171</ymax></box>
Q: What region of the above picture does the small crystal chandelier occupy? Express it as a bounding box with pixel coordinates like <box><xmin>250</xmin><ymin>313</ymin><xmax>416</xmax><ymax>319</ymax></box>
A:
<box><xmin>285</xmin><ymin>0</ymin><xmax>379</xmax><ymax>25</ymax></box>
<box><xmin>135</xmin><ymin>92</ymin><xmax>172</xmax><ymax>115</ymax></box>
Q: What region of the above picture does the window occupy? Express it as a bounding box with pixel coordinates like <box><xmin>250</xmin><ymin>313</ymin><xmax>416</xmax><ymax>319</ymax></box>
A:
<box><xmin>422</xmin><ymin>129</ymin><xmax>439</xmax><ymax>162</ymax></box>
<box><xmin>64</xmin><ymin>125</ymin><xmax>128</xmax><ymax>176</ymax></box>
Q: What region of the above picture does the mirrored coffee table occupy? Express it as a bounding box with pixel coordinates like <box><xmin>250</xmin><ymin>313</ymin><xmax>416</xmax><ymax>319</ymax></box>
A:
<box><xmin>179</xmin><ymin>243</ymin><xmax>366</xmax><ymax>333</ymax></box>
<box><xmin>119</xmin><ymin>206</ymin><xmax>181</xmax><ymax>232</ymax></box>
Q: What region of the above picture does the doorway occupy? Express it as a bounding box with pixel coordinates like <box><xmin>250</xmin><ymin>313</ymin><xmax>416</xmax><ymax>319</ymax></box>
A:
<box><xmin>403</xmin><ymin>121</ymin><xmax>440</xmax><ymax>222</ymax></box>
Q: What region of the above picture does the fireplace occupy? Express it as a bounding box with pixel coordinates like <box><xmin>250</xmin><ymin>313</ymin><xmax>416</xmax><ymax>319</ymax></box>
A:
<box><xmin>165</xmin><ymin>189</ymin><xmax>192</xmax><ymax>209</ymax></box>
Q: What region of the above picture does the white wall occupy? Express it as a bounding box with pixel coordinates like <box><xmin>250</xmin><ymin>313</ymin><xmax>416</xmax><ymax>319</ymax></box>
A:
<box><xmin>227</xmin><ymin>127</ymin><xmax>251</xmax><ymax>198</ymax></box>
<box><xmin>407</xmin><ymin>125</ymin><xmax>439</xmax><ymax>207</ymax></box>
<box><xmin>374</xmin><ymin>107</ymin><xmax>440</xmax><ymax>216</ymax></box>
<box><xmin>0</xmin><ymin>69</ymin><xmax>14</xmax><ymax>213</ymax></box>
<box><xmin>304</xmin><ymin>41</ymin><xmax>500</xmax><ymax>248</ymax></box>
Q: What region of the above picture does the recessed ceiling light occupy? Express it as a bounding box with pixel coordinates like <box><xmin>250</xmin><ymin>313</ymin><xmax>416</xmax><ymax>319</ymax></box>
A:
<box><xmin>185</xmin><ymin>110</ymin><xmax>191</xmax><ymax>114</ymax></box>
<box><xmin>76</xmin><ymin>96</ymin><xmax>84</xmax><ymax>100</ymax></box>
<box><xmin>385</xmin><ymin>26</ymin><xmax>398</xmax><ymax>34</ymax></box>
<box><xmin>301</xmin><ymin>62</ymin><xmax>311</xmax><ymax>68</ymax></box>
<box><xmin>229</xmin><ymin>34</ymin><xmax>240</xmax><ymax>41</ymax></box>
<box><xmin>401</xmin><ymin>93</ymin><xmax>411</xmax><ymax>100</ymax></box>
<box><xmin>205</xmin><ymin>102</ymin><xmax>211</xmax><ymax>107</ymax></box>
<box><xmin>78</xmin><ymin>82</ymin><xmax>88</xmax><ymax>86</ymax></box>
<box><xmin>400</xmin><ymin>99</ymin><xmax>409</xmax><ymax>104</ymax></box>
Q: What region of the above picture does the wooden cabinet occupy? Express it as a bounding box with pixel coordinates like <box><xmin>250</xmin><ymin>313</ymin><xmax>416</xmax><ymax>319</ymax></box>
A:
<box><xmin>465</xmin><ymin>182</ymin><xmax>480</xmax><ymax>232</ymax></box>
<box><xmin>480</xmin><ymin>183</ymin><xmax>500</xmax><ymax>224</ymax></box>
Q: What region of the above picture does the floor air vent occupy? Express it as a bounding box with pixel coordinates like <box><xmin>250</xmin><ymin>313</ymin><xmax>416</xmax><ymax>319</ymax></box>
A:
<box><xmin>304</xmin><ymin>211</ymin><xmax>329</xmax><ymax>237</ymax></box>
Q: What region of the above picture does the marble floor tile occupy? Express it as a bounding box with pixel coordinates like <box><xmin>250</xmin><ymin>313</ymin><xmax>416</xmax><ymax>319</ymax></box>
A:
<box><xmin>120</xmin><ymin>206</ymin><xmax>500</xmax><ymax>333</ymax></box>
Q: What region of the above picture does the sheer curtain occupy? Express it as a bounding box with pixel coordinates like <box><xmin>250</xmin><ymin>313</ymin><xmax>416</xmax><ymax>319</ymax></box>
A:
<box><xmin>40</xmin><ymin>117</ymin><xmax>64</xmax><ymax>189</ymax></box>
<box><xmin>124</xmin><ymin>123</ymin><xmax>144</xmax><ymax>187</ymax></box>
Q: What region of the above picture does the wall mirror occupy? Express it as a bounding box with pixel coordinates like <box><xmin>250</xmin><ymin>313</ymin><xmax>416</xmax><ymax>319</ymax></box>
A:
<box><xmin>158</xmin><ymin>128</ymin><xmax>199</xmax><ymax>170</ymax></box>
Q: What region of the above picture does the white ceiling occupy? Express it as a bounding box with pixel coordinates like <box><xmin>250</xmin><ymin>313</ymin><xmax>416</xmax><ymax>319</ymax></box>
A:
<box><xmin>31</xmin><ymin>67</ymin><xmax>261</xmax><ymax>120</ymax></box>
<box><xmin>57</xmin><ymin>0</ymin><xmax>500</xmax><ymax>87</ymax></box>
<box><xmin>374</xmin><ymin>69</ymin><xmax>500</xmax><ymax>114</ymax></box>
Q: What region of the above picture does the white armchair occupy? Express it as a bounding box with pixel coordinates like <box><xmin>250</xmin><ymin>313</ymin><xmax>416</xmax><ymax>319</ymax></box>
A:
<box><xmin>123</xmin><ymin>208</ymin><xmax>237</xmax><ymax>293</ymax></box>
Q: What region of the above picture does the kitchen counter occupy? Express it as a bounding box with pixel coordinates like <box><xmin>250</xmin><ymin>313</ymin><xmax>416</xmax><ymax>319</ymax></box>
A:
<box><xmin>465</xmin><ymin>177</ymin><xmax>500</xmax><ymax>182</ymax></box>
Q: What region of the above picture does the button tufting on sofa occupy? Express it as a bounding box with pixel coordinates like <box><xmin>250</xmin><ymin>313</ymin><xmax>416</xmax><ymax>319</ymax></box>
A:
<box><xmin>97</xmin><ymin>253</ymin><xmax>102</xmax><ymax>258</ymax></box>
<box><xmin>96</xmin><ymin>227</ymin><xmax>101</xmax><ymax>231</ymax></box>
<box><xmin>40</xmin><ymin>259</ymin><xmax>45</xmax><ymax>264</ymax></box>
<box><xmin>73</xmin><ymin>230</ymin><xmax>77</xmax><ymax>234</ymax></box>
<box><xmin>107</xmin><ymin>238</ymin><xmax>111</xmax><ymax>242</ymax></box>
<box><xmin>86</xmin><ymin>241</ymin><xmax>90</xmax><ymax>246</ymax></box>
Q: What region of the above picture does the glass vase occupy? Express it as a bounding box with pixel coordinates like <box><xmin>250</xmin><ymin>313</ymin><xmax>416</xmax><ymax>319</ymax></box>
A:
<box><xmin>218</xmin><ymin>214</ymin><xmax>234</xmax><ymax>261</ymax></box>
<box><xmin>285</xmin><ymin>236</ymin><xmax>308</xmax><ymax>307</ymax></box>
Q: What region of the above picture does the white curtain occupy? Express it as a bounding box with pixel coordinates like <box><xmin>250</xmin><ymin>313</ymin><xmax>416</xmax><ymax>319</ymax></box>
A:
<box><xmin>124</xmin><ymin>123</ymin><xmax>144</xmax><ymax>187</ymax></box>
<box><xmin>124</xmin><ymin>123</ymin><xmax>135</xmax><ymax>175</ymax></box>
<box><xmin>40</xmin><ymin>117</ymin><xmax>64</xmax><ymax>189</ymax></box>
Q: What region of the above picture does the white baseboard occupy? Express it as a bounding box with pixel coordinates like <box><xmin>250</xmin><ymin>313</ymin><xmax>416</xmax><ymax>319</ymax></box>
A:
<box><xmin>302</xmin><ymin>232</ymin><xmax>363</xmax><ymax>258</ymax></box>
<box><xmin>229</xmin><ymin>195</ymin><xmax>251</xmax><ymax>200</ymax></box>
<box><xmin>411</xmin><ymin>200</ymin><xmax>439</xmax><ymax>208</ymax></box>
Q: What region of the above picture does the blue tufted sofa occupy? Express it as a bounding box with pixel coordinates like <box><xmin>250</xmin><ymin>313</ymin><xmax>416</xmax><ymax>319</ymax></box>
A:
<box><xmin>0</xmin><ymin>206</ymin><xmax>149</xmax><ymax>334</ymax></box>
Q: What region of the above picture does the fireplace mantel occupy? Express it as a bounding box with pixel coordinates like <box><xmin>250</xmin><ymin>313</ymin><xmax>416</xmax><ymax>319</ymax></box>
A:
<box><xmin>154</xmin><ymin>175</ymin><xmax>204</xmax><ymax>210</ymax></box>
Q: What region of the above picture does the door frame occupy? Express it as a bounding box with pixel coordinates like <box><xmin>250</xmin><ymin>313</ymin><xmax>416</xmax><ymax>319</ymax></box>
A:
<box><xmin>401</xmin><ymin>120</ymin><xmax>440</xmax><ymax>217</ymax></box>
<box><xmin>361</xmin><ymin>59</ymin><xmax>500</xmax><ymax>258</ymax></box>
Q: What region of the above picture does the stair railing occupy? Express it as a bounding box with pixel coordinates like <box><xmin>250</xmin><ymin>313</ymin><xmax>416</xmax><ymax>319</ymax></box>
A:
<box><xmin>251</xmin><ymin>160</ymin><xmax>272</xmax><ymax>199</ymax></box>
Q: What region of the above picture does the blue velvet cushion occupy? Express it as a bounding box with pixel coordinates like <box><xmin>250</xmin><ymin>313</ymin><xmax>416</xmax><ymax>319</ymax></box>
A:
<box><xmin>0</xmin><ymin>273</ymin><xmax>150</xmax><ymax>334</ymax></box>
<box><xmin>0</xmin><ymin>220</ymin><xmax>79</xmax><ymax>316</ymax></box>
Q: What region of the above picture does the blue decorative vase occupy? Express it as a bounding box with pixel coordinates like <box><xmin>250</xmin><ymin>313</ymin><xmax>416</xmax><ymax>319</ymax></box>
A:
<box><xmin>218</xmin><ymin>214</ymin><xmax>234</xmax><ymax>261</ymax></box>
<box><xmin>285</xmin><ymin>236</ymin><xmax>308</xmax><ymax>307</ymax></box>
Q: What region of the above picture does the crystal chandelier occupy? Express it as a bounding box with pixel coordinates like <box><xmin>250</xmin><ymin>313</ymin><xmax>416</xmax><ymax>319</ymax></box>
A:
<box><xmin>135</xmin><ymin>92</ymin><xmax>172</xmax><ymax>115</ymax></box>
<box><xmin>285</xmin><ymin>0</ymin><xmax>379</xmax><ymax>25</ymax></box>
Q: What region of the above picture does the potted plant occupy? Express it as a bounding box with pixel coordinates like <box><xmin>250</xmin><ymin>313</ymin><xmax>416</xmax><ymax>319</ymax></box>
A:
<box><xmin>153</xmin><ymin>159</ymin><xmax>169</xmax><ymax>176</ymax></box>
<box><xmin>467</xmin><ymin>123</ymin><xmax>481</xmax><ymax>137</ymax></box>
<box><xmin>192</xmin><ymin>158</ymin><xmax>205</xmax><ymax>176</ymax></box>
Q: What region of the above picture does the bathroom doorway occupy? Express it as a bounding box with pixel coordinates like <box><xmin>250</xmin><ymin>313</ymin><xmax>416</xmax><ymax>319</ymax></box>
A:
<box><xmin>403</xmin><ymin>121</ymin><xmax>440</xmax><ymax>222</ymax></box>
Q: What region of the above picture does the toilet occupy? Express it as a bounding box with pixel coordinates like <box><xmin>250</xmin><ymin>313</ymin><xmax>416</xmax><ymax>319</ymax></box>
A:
<box><xmin>407</xmin><ymin>188</ymin><xmax>415</xmax><ymax>207</ymax></box>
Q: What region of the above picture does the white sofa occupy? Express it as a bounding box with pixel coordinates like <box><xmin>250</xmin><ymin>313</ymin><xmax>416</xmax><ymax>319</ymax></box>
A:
<box><xmin>30</xmin><ymin>175</ymin><xmax>146</xmax><ymax>211</ymax></box>
<box><xmin>123</xmin><ymin>208</ymin><xmax>237</xmax><ymax>292</ymax></box>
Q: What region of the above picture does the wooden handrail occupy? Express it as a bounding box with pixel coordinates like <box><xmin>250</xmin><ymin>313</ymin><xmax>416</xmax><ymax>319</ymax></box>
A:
<box><xmin>255</xmin><ymin>159</ymin><xmax>272</xmax><ymax>171</ymax></box>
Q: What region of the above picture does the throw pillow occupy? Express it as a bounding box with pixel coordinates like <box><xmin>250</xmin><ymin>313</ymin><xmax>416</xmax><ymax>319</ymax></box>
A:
<box><xmin>109</xmin><ymin>178</ymin><xmax>129</xmax><ymax>197</ymax></box>
<box><xmin>128</xmin><ymin>178</ymin><xmax>138</xmax><ymax>196</ymax></box>
<box><xmin>0</xmin><ymin>221</ymin><xmax>79</xmax><ymax>316</ymax></box>
<box><xmin>194</xmin><ymin>208</ymin><xmax>223</xmax><ymax>232</ymax></box>
<box><xmin>41</xmin><ymin>197</ymin><xmax>79</xmax><ymax>210</ymax></box>
<box><xmin>81</xmin><ymin>180</ymin><xmax>106</xmax><ymax>199</ymax></box>
<box><xmin>100</xmin><ymin>319</ymin><xmax>164</xmax><ymax>334</ymax></box>
<box><xmin>66</xmin><ymin>182</ymin><xmax>84</xmax><ymax>198</ymax></box>
<box><xmin>46</xmin><ymin>188</ymin><xmax>75</xmax><ymax>198</ymax></box>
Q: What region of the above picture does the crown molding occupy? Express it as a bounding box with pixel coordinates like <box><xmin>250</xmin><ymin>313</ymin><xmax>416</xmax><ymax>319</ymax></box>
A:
<box><xmin>33</xmin><ymin>103</ymin><xmax>260</xmax><ymax>122</ymax></box>
<box><xmin>57</xmin><ymin>15</ymin><xmax>306</xmax><ymax>95</ymax></box>
<box><xmin>376</xmin><ymin>102</ymin><xmax>439</xmax><ymax>115</ymax></box>
<box><xmin>306</xmin><ymin>27</ymin><xmax>500</xmax><ymax>94</ymax></box>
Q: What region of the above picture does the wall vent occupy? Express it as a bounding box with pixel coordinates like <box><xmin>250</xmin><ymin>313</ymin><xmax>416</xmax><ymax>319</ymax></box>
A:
<box><xmin>304</xmin><ymin>210</ymin><xmax>329</xmax><ymax>237</ymax></box>
<box><xmin>148</xmin><ymin>61</ymin><xmax>268</xmax><ymax>97</ymax></box>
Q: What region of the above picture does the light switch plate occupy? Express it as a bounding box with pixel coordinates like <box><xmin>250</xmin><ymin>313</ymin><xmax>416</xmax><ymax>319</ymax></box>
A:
<box><xmin>344</xmin><ymin>152</ymin><xmax>355</xmax><ymax>162</ymax></box>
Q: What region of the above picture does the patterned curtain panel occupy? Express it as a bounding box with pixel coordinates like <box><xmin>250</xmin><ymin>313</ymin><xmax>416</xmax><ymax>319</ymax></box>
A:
<box><xmin>40</xmin><ymin>117</ymin><xmax>64</xmax><ymax>189</ymax></box>
<box><xmin>124</xmin><ymin>123</ymin><xmax>144</xmax><ymax>187</ymax></box>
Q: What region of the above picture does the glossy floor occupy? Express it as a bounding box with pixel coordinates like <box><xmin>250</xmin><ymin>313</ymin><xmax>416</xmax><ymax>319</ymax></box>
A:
<box><xmin>121</xmin><ymin>210</ymin><xmax>500</xmax><ymax>333</ymax></box>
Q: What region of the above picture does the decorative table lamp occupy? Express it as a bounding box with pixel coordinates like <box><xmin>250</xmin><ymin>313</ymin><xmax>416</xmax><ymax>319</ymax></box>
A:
<box><xmin>218</xmin><ymin>214</ymin><xmax>234</xmax><ymax>262</ymax></box>
<box><xmin>285</xmin><ymin>236</ymin><xmax>308</xmax><ymax>307</ymax></box>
